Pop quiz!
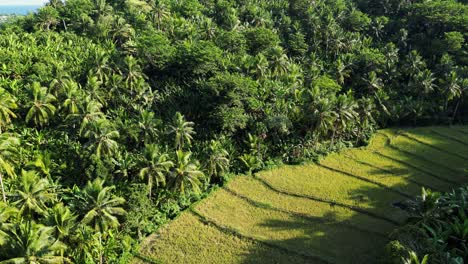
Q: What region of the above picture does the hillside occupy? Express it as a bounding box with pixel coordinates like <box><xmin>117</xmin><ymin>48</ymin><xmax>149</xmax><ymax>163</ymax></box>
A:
<box><xmin>135</xmin><ymin>126</ymin><xmax>468</xmax><ymax>263</ymax></box>
<box><xmin>0</xmin><ymin>0</ymin><xmax>466</xmax><ymax>262</ymax></box>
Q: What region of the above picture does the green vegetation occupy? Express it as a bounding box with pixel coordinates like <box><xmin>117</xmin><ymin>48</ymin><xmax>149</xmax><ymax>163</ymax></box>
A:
<box><xmin>0</xmin><ymin>0</ymin><xmax>466</xmax><ymax>262</ymax></box>
<box><xmin>136</xmin><ymin>127</ymin><xmax>468</xmax><ymax>263</ymax></box>
<box><xmin>385</xmin><ymin>186</ymin><xmax>468</xmax><ymax>263</ymax></box>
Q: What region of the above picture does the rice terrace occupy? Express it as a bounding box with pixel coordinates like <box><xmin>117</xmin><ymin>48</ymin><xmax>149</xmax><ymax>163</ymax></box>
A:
<box><xmin>135</xmin><ymin>126</ymin><xmax>468</xmax><ymax>264</ymax></box>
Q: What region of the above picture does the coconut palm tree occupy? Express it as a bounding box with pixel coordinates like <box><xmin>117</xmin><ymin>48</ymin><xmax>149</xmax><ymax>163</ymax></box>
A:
<box><xmin>90</xmin><ymin>50</ymin><xmax>111</xmax><ymax>83</ymax></box>
<box><xmin>78</xmin><ymin>178</ymin><xmax>126</xmax><ymax>232</ymax></box>
<box><xmin>0</xmin><ymin>202</ymin><xmax>18</xmax><ymax>246</ymax></box>
<box><xmin>76</xmin><ymin>99</ymin><xmax>105</xmax><ymax>136</ymax></box>
<box><xmin>253</xmin><ymin>54</ymin><xmax>270</xmax><ymax>79</ymax></box>
<box><xmin>0</xmin><ymin>221</ymin><xmax>69</xmax><ymax>264</ymax></box>
<box><xmin>268</xmin><ymin>46</ymin><xmax>290</xmax><ymax>78</ymax></box>
<box><xmin>139</xmin><ymin>144</ymin><xmax>173</xmax><ymax>198</ymax></box>
<box><xmin>12</xmin><ymin>170</ymin><xmax>57</xmax><ymax>217</ymax></box>
<box><xmin>61</xmin><ymin>79</ymin><xmax>83</xmax><ymax>117</ymax></box>
<box><xmin>122</xmin><ymin>56</ymin><xmax>146</xmax><ymax>93</ymax></box>
<box><xmin>36</xmin><ymin>6</ymin><xmax>59</xmax><ymax>31</ymax></box>
<box><xmin>86</xmin><ymin>76</ymin><xmax>106</xmax><ymax>106</ymax></box>
<box><xmin>167</xmin><ymin>112</ymin><xmax>195</xmax><ymax>150</ymax></box>
<box><xmin>148</xmin><ymin>0</ymin><xmax>170</xmax><ymax>29</ymax></box>
<box><xmin>138</xmin><ymin>110</ymin><xmax>160</xmax><ymax>144</ymax></box>
<box><xmin>44</xmin><ymin>203</ymin><xmax>77</xmax><ymax>240</ymax></box>
<box><xmin>441</xmin><ymin>71</ymin><xmax>462</xmax><ymax>111</ymax></box>
<box><xmin>312</xmin><ymin>98</ymin><xmax>337</xmax><ymax>140</ymax></box>
<box><xmin>415</xmin><ymin>69</ymin><xmax>437</xmax><ymax>95</ymax></box>
<box><xmin>207</xmin><ymin>139</ymin><xmax>230</xmax><ymax>180</ymax></box>
<box><xmin>333</xmin><ymin>94</ymin><xmax>358</xmax><ymax>140</ymax></box>
<box><xmin>83</xmin><ymin>119</ymin><xmax>120</xmax><ymax>159</ymax></box>
<box><xmin>25</xmin><ymin>82</ymin><xmax>57</xmax><ymax>128</ymax></box>
<box><xmin>169</xmin><ymin>150</ymin><xmax>204</xmax><ymax>195</ymax></box>
<box><xmin>0</xmin><ymin>88</ymin><xmax>17</xmax><ymax>133</ymax></box>
<box><xmin>0</xmin><ymin>133</ymin><xmax>19</xmax><ymax>202</ymax></box>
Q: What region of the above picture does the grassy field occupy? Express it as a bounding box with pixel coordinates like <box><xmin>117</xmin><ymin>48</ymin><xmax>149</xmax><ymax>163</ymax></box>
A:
<box><xmin>134</xmin><ymin>126</ymin><xmax>468</xmax><ymax>264</ymax></box>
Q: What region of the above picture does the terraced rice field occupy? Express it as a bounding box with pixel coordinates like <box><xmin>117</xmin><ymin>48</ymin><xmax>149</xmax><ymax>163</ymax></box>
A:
<box><xmin>134</xmin><ymin>126</ymin><xmax>468</xmax><ymax>264</ymax></box>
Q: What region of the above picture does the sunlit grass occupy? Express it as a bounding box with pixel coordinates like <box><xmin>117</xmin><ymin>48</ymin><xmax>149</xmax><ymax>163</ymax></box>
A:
<box><xmin>135</xmin><ymin>212</ymin><xmax>309</xmax><ymax>264</ymax></box>
<box><xmin>195</xmin><ymin>187</ymin><xmax>387</xmax><ymax>263</ymax></box>
<box><xmin>256</xmin><ymin>164</ymin><xmax>408</xmax><ymax>222</ymax></box>
<box><xmin>135</xmin><ymin>126</ymin><xmax>468</xmax><ymax>264</ymax></box>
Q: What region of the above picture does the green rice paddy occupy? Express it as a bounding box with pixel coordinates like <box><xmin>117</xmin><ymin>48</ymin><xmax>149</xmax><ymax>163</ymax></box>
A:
<box><xmin>134</xmin><ymin>126</ymin><xmax>468</xmax><ymax>264</ymax></box>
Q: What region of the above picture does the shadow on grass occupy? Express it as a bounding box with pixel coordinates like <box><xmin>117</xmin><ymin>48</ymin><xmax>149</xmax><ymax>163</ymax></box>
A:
<box><xmin>234</xmin><ymin>127</ymin><xmax>468</xmax><ymax>264</ymax></box>
<box><xmin>136</xmin><ymin>127</ymin><xmax>468</xmax><ymax>264</ymax></box>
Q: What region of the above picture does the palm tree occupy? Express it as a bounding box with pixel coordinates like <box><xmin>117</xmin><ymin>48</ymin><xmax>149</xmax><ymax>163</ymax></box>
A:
<box><xmin>333</xmin><ymin>94</ymin><xmax>358</xmax><ymax>141</ymax></box>
<box><xmin>61</xmin><ymin>79</ymin><xmax>83</xmax><ymax>117</ymax></box>
<box><xmin>415</xmin><ymin>69</ymin><xmax>437</xmax><ymax>95</ymax></box>
<box><xmin>0</xmin><ymin>221</ymin><xmax>69</xmax><ymax>264</ymax></box>
<box><xmin>451</xmin><ymin>78</ymin><xmax>467</xmax><ymax>122</ymax></box>
<box><xmin>441</xmin><ymin>71</ymin><xmax>462</xmax><ymax>111</ymax></box>
<box><xmin>268</xmin><ymin>46</ymin><xmax>290</xmax><ymax>78</ymax></box>
<box><xmin>138</xmin><ymin>110</ymin><xmax>159</xmax><ymax>144</ymax></box>
<box><xmin>363</xmin><ymin>71</ymin><xmax>390</xmax><ymax>116</ymax></box>
<box><xmin>114</xmin><ymin>151</ymin><xmax>136</xmax><ymax>178</ymax></box>
<box><xmin>49</xmin><ymin>63</ymin><xmax>71</xmax><ymax>97</ymax></box>
<box><xmin>26</xmin><ymin>153</ymin><xmax>52</xmax><ymax>178</ymax></box>
<box><xmin>122</xmin><ymin>56</ymin><xmax>146</xmax><ymax>93</ymax></box>
<box><xmin>44</xmin><ymin>203</ymin><xmax>77</xmax><ymax>240</ymax></box>
<box><xmin>12</xmin><ymin>170</ymin><xmax>57</xmax><ymax>217</ymax></box>
<box><xmin>169</xmin><ymin>150</ymin><xmax>204</xmax><ymax>195</ymax></box>
<box><xmin>253</xmin><ymin>54</ymin><xmax>270</xmax><ymax>79</ymax></box>
<box><xmin>149</xmin><ymin>0</ymin><xmax>170</xmax><ymax>30</ymax></box>
<box><xmin>0</xmin><ymin>88</ymin><xmax>17</xmax><ymax>133</ymax></box>
<box><xmin>26</xmin><ymin>82</ymin><xmax>57</xmax><ymax>128</ymax></box>
<box><xmin>0</xmin><ymin>133</ymin><xmax>19</xmax><ymax>202</ymax></box>
<box><xmin>139</xmin><ymin>144</ymin><xmax>173</xmax><ymax>198</ymax></box>
<box><xmin>335</xmin><ymin>58</ymin><xmax>351</xmax><ymax>85</ymax></box>
<box><xmin>90</xmin><ymin>50</ymin><xmax>111</xmax><ymax>83</ymax></box>
<box><xmin>78</xmin><ymin>178</ymin><xmax>126</xmax><ymax>232</ymax></box>
<box><xmin>356</xmin><ymin>98</ymin><xmax>376</xmax><ymax>143</ymax></box>
<box><xmin>76</xmin><ymin>99</ymin><xmax>105</xmax><ymax>136</ymax></box>
<box><xmin>207</xmin><ymin>140</ymin><xmax>230</xmax><ymax>180</ymax></box>
<box><xmin>167</xmin><ymin>112</ymin><xmax>195</xmax><ymax>150</ymax></box>
<box><xmin>83</xmin><ymin>119</ymin><xmax>120</xmax><ymax>159</ymax></box>
<box><xmin>312</xmin><ymin>98</ymin><xmax>337</xmax><ymax>141</ymax></box>
<box><xmin>0</xmin><ymin>202</ymin><xmax>18</xmax><ymax>246</ymax></box>
<box><xmin>86</xmin><ymin>76</ymin><xmax>106</xmax><ymax>106</ymax></box>
<box><xmin>363</xmin><ymin>71</ymin><xmax>383</xmax><ymax>93</ymax></box>
<box><xmin>36</xmin><ymin>6</ymin><xmax>59</xmax><ymax>31</ymax></box>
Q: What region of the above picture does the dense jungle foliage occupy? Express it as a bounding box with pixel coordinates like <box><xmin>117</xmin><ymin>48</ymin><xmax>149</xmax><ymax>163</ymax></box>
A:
<box><xmin>386</xmin><ymin>187</ymin><xmax>468</xmax><ymax>263</ymax></box>
<box><xmin>0</xmin><ymin>0</ymin><xmax>466</xmax><ymax>262</ymax></box>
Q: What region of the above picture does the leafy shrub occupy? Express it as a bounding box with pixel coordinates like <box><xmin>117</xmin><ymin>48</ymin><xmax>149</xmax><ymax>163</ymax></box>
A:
<box><xmin>385</xmin><ymin>186</ymin><xmax>468</xmax><ymax>263</ymax></box>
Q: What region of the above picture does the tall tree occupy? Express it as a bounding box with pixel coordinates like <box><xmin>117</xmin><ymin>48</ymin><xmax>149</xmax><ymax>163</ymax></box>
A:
<box><xmin>12</xmin><ymin>170</ymin><xmax>57</xmax><ymax>217</ymax></box>
<box><xmin>167</xmin><ymin>112</ymin><xmax>195</xmax><ymax>150</ymax></box>
<box><xmin>83</xmin><ymin>119</ymin><xmax>120</xmax><ymax>159</ymax></box>
<box><xmin>139</xmin><ymin>144</ymin><xmax>173</xmax><ymax>198</ymax></box>
<box><xmin>0</xmin><ymin>133</ymin><xmax>19</xmax><ymax>202</ymax></box>
<box><xmin>169</xmin><ymin>150</ymin><xmax>204</xmax><ymax>195</ymax></box>
<box><xmin>25</xmin><ymin>82</ymin><xmax>57</xmax><ymax>128</ymax></box>
<box><xmin>0</xmin><ymin>88</ymin><xmax>17</xmax><ymax>133</ymax></box>
<box><xmin>77</xmin><ymin>179</ymin><xmax>126</xmax><ymax>232</ymax></box>
<box><xmin>0</xmin><ymin>221</ymin><xmax>69</xmax><ymax>263</ymax></box>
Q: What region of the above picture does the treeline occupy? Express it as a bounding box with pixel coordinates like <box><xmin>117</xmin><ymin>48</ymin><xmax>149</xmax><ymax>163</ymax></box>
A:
<box><xmin>0</xmin><ymin>0</ymin><xmax>466</xmax><ymax>262</ymax></box>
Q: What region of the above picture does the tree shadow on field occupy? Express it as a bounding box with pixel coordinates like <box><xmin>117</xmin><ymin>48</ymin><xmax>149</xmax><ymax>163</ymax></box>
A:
<box><xmin>235</xmin><ymin>127</ymin><xmax>468</xmax><ymax>264</ymax></box>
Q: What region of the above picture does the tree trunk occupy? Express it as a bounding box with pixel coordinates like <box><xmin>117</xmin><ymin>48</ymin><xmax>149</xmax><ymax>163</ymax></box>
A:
<box><xmin>0</xmin><ymin>172</ymin><xmax>6</xmax><ymax>202</ymax></box>
<box><xmin>451</xmin><ymin>99</ymin><xmax>461</xmax><ymax>125</ymax></box>
<box><xmin>99</xmin><ymin>233</ymin><xmax>103</xmax><ymax>264</ymax></box>
<box><xmin>148</xmin><ymin>176</ymin><xmax>152</xmax><ymax>199</ymax></box>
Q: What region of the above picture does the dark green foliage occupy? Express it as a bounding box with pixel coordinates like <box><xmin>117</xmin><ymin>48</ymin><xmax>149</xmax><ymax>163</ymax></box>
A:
<box><xmin>385</xmin><ymin>187</ymin><xmax>468</xmax><ymax>263</ymax></box>
<box><xmin>243</xmin><ymin>27</ymin><xmax>280</xmax><ymax>54</ymax></box>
